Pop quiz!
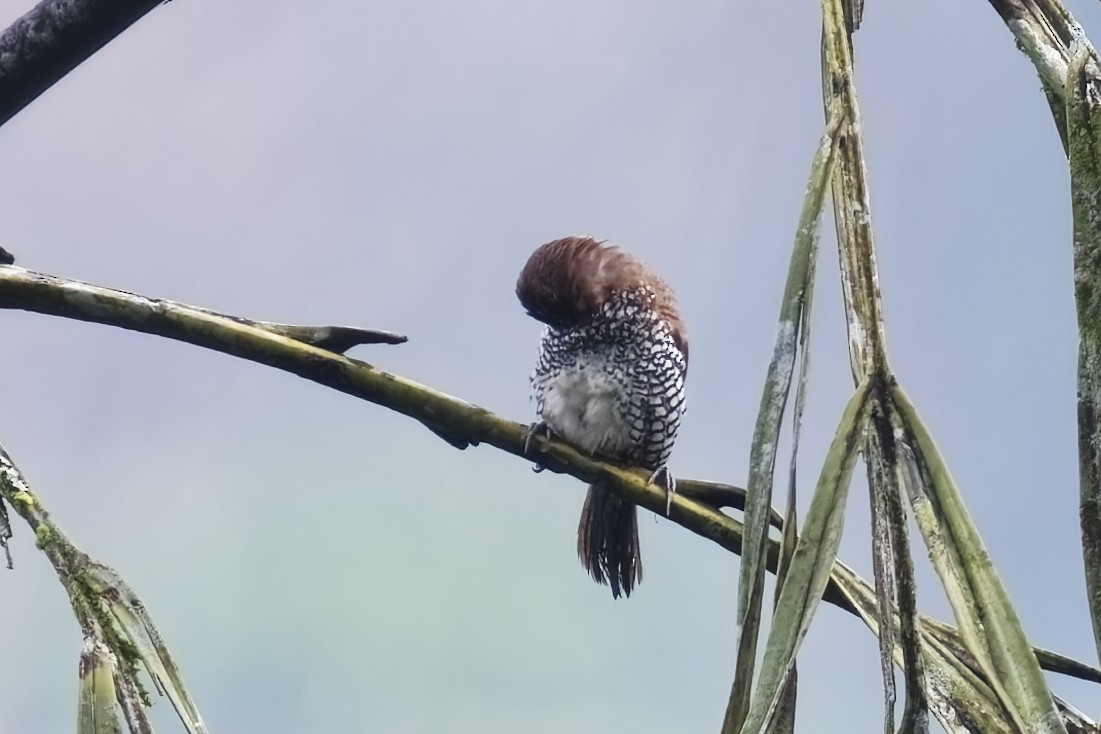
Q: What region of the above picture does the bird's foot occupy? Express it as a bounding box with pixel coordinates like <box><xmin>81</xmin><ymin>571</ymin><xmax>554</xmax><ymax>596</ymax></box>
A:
<box><xmin>524</xmin><ymin>420</ymin><xmax>553</xmax><ymax>473</ymax></box>
<box><xmin>647</xmin><ymin>466</ymin><xmax>677</xmax><ymax>516</ymax></box>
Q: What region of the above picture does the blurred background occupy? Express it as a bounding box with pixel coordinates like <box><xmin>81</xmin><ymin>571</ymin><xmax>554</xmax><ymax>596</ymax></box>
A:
<box><xmin>0</xmin><ymin>0</ymin><xmax>1096</xmax><ymax>731</ymax></box>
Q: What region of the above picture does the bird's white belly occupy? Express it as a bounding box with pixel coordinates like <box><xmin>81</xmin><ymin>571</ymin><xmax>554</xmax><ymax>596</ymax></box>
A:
<box><xmin>540</xmin><ymin>367</ymin><xmax>632</xmax><ymax>456</ymax></box>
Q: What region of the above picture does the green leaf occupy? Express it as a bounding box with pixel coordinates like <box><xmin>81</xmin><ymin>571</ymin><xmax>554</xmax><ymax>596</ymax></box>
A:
<box><xmin>85</xmin><ymin>562</ymin><xmax>209</xmax><ymax>734</ymax></box>
<box><xmin>891</xmin><ymin>386</ymin><xmax>1067</xmax><ymax>734</ymax></box>
<box><xmin>739</xmin><ymin>378</ymin><xmax>871</xmax><ymax>733</ymax></box>
<box><xmin>723</xmin><ymin>108</ymin><xmax>843</xmax><ymax>734</ymax></box>
<box><xmin>78</xmin><ymin>637</ymin><xmax>123</xmax><ymax>734</ymax></box>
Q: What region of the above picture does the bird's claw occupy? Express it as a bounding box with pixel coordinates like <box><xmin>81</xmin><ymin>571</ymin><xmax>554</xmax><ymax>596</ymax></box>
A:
<box><xmin>647</xmin><ymin>466</ymin><xmax>677</xmax><ymax>516</ymax></box>
<box><xmin>524</xmin><ymin>421</ymin><xmax>553</xmax><ymax>473</ymax></box>
<box><xmin>523</xmin><ymin>420</ymin><xmax>550</xmax><ymax>454</ymax></box>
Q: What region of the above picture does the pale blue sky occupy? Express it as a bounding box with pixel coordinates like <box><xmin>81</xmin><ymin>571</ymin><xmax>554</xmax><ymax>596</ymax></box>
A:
<box><xmin>0</xmin><ymin>0</ymin><xmax>1098</xmax><ymax>731</ymax></box>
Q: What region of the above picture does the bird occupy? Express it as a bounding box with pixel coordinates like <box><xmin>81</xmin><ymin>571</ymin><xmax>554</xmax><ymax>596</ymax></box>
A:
<box><xmin>516</xmin><ymin>236</ymin><xmax>688</xmax><ymax>598</ymax></box>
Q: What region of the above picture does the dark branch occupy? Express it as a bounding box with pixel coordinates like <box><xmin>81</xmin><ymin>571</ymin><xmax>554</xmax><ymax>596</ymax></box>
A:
<box><xmin>0</xmin><ymin>0</ymin><xmax>165</xmax><ymax>127</ymax></box>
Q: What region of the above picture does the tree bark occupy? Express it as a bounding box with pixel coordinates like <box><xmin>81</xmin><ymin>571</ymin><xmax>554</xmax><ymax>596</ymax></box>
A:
<box><xmin>0</xmin><ymin>0</ymin><xmax>165</xmax><ymax>127</ymax></box>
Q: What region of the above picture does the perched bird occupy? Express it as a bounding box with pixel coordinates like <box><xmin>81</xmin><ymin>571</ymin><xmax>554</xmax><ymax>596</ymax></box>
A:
<box><xmin>516</xmin><ymin>236</ymin><xmax>688</xmax><ymax>598</ymax></box>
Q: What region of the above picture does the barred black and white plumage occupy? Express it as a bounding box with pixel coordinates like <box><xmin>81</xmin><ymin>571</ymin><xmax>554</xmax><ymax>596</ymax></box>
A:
<box><xmin>516</xmin><ymin>236</ymin><xmax>688</xmax><ymax>598</ymax></box>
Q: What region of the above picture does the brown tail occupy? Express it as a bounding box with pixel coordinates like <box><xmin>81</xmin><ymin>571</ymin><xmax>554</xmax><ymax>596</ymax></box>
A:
<box><xmin>577</xmin><ymin>482</ymin><xmax>642</xmax><ymax>598</ymax></box>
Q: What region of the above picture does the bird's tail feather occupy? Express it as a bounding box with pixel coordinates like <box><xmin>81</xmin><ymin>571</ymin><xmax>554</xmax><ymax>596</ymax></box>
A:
<box><xmin>577</xmin><ymin>482</ymin><xmax>641</xmax><ymax>598</ymax></box>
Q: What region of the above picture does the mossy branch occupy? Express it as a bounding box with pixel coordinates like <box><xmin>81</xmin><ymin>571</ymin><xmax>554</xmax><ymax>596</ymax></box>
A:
<box><xmin>986</xmin><ymin>0</ymin><xmax>1101</xmax><ymax>686</ymax></box>
<box><xmin>2</xmin><ymin>260</ymin><xmax>1101</xmax><ymax>730</ymax></box>
<box><xmin>0</xmin><ymin>265</ymin><xmax>767</xmax><ymax>541</ymax></box>
<box><xmin>1065</xmin><ymin>39</ymin><xmax>1101</xmax><ymax>677</ymax></box>
<box><xmin>985</xmin><ymin>0</ymin><xmax>1092</xmax><ymax>96</ymax></box>
<box><xmin>0</xmin><ymin>441</ymin><xmax>207</xmax><ymax>734</ymax></box>
<box><xmin>0</xmin><ymin>263</ymin><xmax>902</xmax><ymax>679</ymax></box>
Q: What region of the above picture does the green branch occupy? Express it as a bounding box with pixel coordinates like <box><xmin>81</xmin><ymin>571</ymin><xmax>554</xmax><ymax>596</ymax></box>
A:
<box><xmin>0</xmin><ymin>264</ymin><xmax>1096</xmax><ymax>732</ymax></box>
<box><xmin>986</xmin><ymin>0</ymin><xmax>1101</xmax><ymax>690</ymax></box>
<box><xmin>1065</xmin><ymin>39</ymin><xmax>1101</xmax><ymax>678</ymax></box>
<box><xmin>0</xmin><ymin>442</ymin><xmax>206</xmax><ymax>734</ymax></box>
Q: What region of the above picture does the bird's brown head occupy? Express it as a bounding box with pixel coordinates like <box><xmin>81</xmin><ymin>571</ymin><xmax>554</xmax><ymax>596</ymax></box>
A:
<box><xmin>515</xmin><ymin>236</ymin><xmax>688</xmax><ymax>359</ymax></box>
